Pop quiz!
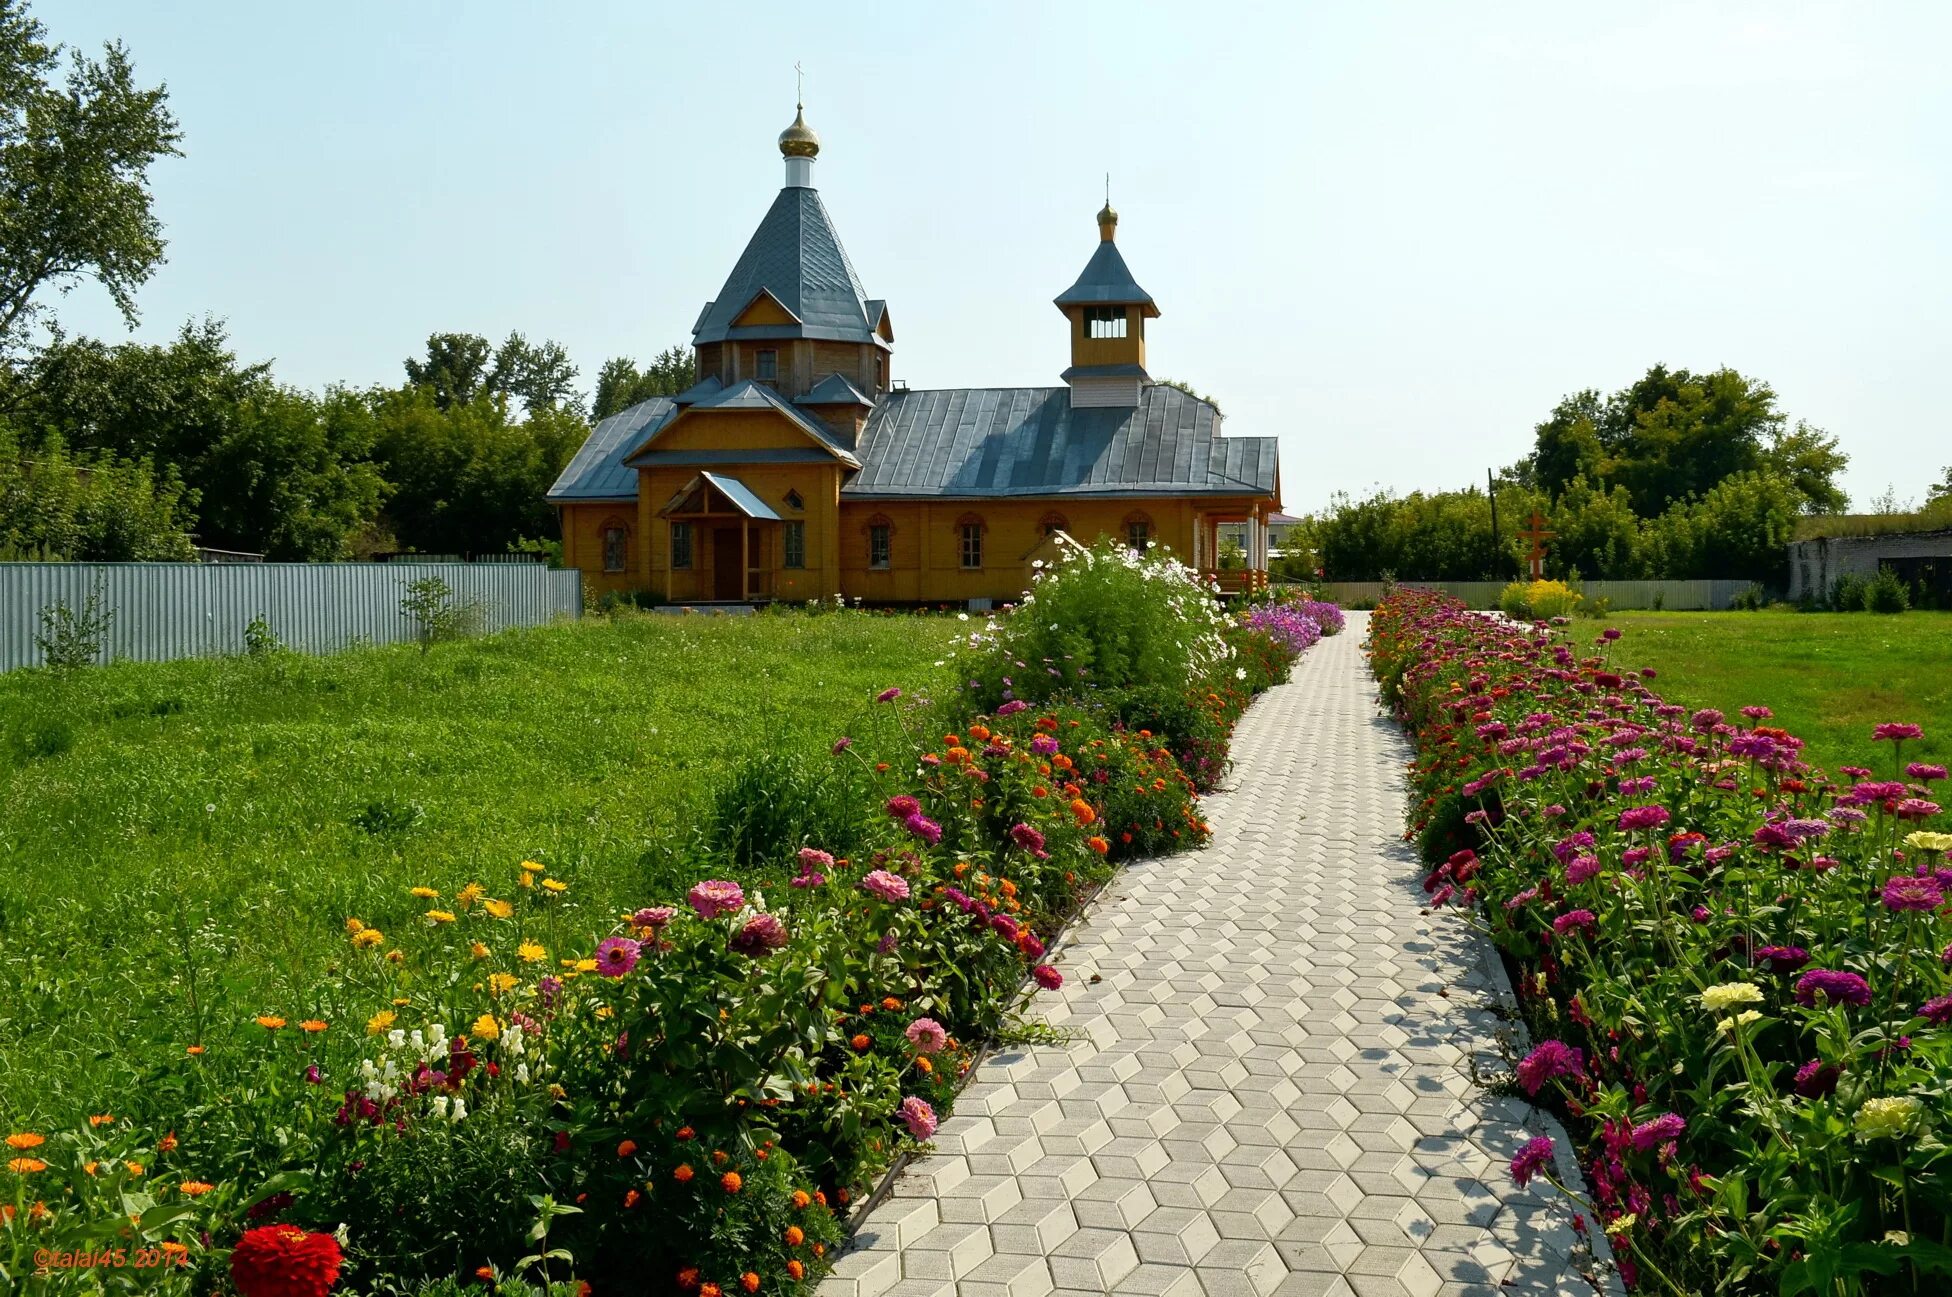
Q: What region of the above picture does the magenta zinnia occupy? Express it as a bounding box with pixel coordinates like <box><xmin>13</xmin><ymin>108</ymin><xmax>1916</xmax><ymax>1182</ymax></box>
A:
<box><xmin>1509</xmin><ymin>1136</ymin><xmax>1555</xmax><ymax>1188</ymax></box>
<box><xmin>1882</xmin><ymin>874</ymin><xmax>1945</xmax><ymax>912</ymax></box>
<box><xmin>687</xmin><ymin>879</ymin><xmax>745</xmax><ymax>920</ymax></box>
<box><xmin>1793</xmin><ymin>969</ymin><xmax>1872</xmax><ymax>1008</ymax></box>
<box><xmin>728</xmin><ymin>912</ymin><xmax>788</xmax><ymax>957</ymax></box>
<box><xmin>1515</xmin><ymin>1040</ymin><xmax>1584</xmax><ymax>1096</ymax></box>
<box><xmin>1031</xmin><ymin>964</ymin><xmax>1063</xmax><ymax>990</ymax></box>
<box><xmin>1617</xmin><ymin>805</ymin><xmax>1671</xmax><ymax>832</ymax></box>
<box><xmin>1629</xmin><ymin>1112</ymin><xmax>1686</xmax><ymax>1152</ymax></box>
<box><xmin>594</xmin><ymin>937</ymin><xmax>642</xmax><ymax>977</ymax></box>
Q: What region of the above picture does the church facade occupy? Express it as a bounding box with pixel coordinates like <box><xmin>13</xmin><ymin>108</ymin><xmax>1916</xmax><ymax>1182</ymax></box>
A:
<box><xmin>547</xmin><ymin>107</ymin><xmax>1280</xmax><ymax>605</ymax></box>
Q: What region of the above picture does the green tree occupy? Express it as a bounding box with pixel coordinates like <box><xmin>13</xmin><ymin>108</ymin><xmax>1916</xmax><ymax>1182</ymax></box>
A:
<box><xmin>1927</xmin><ymin>465</ymin><xmax>1951</xmax><ymax>504</ymax></box>
<box><xmin>591</xmin><ymin>346</ymin><xmax>697</xmax><ymax>420</ymax></box>
<box><xmin>1761</xmin><ymin>420</ymin><xmax>1850</xmax><ymax>514</ymax></box>
<box><xmin>13</xmin><ymin>319</ymin><xmax>383</xmax><ymax>558</ymax></box>
<box><xmin>403</xmin><ymin>332</ymin><xmax>493</xmax><ymax>410</ymax></box>
<box><xmin>1643</xmin><ymin>469</ymin><xmax>1802</xmax><ymax>584</ymax></box>
<box><xmin>1544</xmin><ymin>476</ymin><xmax>1645</xmax><ymax>580</ymax></box>
<box><xmin>0</xmin><ymin>424</ymin><xmax>197</xmax><ymax>559</ymax></box>
<box><xmin>0</xmin><ymin>0</ymin><xmax>181</xmax><ymax>359</ymax></box>
<box><xmin>1530</xmin><ymin>390</ymin><xmax>1607</xmax><ymax>499</ymax></box>
<box><xmin>491</xmin><ymin>331</ymin><xmax>585</xmax><ymax>419</ymax></box>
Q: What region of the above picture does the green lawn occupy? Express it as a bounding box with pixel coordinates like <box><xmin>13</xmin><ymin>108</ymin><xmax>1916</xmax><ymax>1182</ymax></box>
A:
<box><xmin>0</xmin><ymin>611</ymin><xmax>963</xmax><ymax>1123</ymax></box>
<box><xmin>1601</xmin><ymin>611</ymin><xmax>1951</xmax><ymax>776</ymax></box>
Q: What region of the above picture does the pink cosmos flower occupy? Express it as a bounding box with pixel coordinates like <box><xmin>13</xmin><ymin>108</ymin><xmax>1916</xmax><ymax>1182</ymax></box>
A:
<box><xmin>1509</xmin><ymin>1136</ymin><xmax>1555</xmax><ymax>1188</ymax></box>
<box><xmin>861</xmin><ymin>870</ymin><xmax>911</xmax><ymax>903</ymax></box>
<box><xmin>594</xmin><ymin>936</ymin><xmax>642</xmax><ymax>977</ymax></box>
<box><xmin>687</xmin><ymin>879</ymin><xmax>745</xmax><ymax>920</ymax></box>
<box><xmin>898</xmin><ymin>1096</ymin><xmax>938</xmax><ymax>1140</ymax></box>
<box><xmin>905</xmin><ymin>1017</ymin><xmax>949</xmax><ymax>1053</ymax></box>
<box><xmin>729</xmin><ymin>912</ymin><xmax>788</xmax><ymax>957</ymax></box>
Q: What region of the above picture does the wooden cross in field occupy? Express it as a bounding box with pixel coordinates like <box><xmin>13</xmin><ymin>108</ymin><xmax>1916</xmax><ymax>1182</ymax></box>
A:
<box><xmin>1519</xmin><ymin>511</ymin><xmax>1556</xmax><ymax>581</ymax></box>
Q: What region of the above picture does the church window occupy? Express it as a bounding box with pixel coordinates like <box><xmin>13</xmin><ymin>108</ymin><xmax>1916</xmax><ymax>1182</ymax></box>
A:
<box><xmin>868</xmin><ymin>523</ymin><xmax>891</xmax><ymax>570</ymax></box>
<box><xmin>670</xmin><ymin>522</ymin><xmax>693</xmax><ymax>569</ymax></box>
<box><xmin>958</xmin><ymin>515</ymin><xmax>985</xmax><ymax>570</ymax></box>
<box><xmin>1086</xmin><ymin>306</ymin><xmax>1127</xmax><ymax>339</ymax></box>
<box><xmin>783</xmin><ymin>520</ymin><xmax>806</xmax><ymax>569</ymax></box>
<box><xmin>602</xmin><ymin>524</ymin><xmax>629</xmax><ymax>573</ymax></box>
<box><xmin>1125</xmin><ymin>512</ymin><xmax>1152</xmax><ymax>552</ymax></box>
<box><xmin>756</xmin><ymin>349</ymin><xmax>778</xmax><ymax>381</ymax></box>
<box><xmin>784</xmin><ymin>489</ymin><xmax>803</xmax><ymax>511</ymax></box>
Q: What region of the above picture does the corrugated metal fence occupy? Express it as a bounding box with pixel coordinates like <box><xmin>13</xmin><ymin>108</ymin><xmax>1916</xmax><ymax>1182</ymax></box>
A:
<box><xmin>1317</xmin><ymin>579</ymin><xmax>1753</xmax><ymax>611</ymax></box>
<box><xmin>2</xmin><ymin>562</ymin><xmax>583</xmax><ymax>672</ymax></box>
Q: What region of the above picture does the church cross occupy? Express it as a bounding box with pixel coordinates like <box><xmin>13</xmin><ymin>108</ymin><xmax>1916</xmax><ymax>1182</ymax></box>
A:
<box><xmin>1518</xmin><ymin>510</ymin><xmax>1556</xmax><ymax>581</ymax></box>
<box><xmin>795</xmin><ymin>61</ymin><xmax>804</xmax><ymax>107</ymax></box>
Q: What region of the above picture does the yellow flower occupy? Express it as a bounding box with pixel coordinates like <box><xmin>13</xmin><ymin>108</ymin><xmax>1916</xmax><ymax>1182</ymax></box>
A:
<box><xmin>470</xmin><ymin>941</ymin><xmax>492</xmax><ymax>960</ymax></box>
<box><xmin>541</xmin><ymin>878</ymin><xmax>568</xmax><ymax>894</ymax></box>
<box><xmin>1700</xmin><ymin>982</ymin><xmax>1764</xmax><ymax>1013</ymax></box>
<box><xmin>594</xmin><ymin>1005</ymin><xmax>614</xmax><ymax>1019</ymax></box>
<box><xmin>518</xmin><ymin>942</ymin><xmax>547</xmax><ymax>964</ymax></box>
<box><xmin>516</xmin><ymin>872</ymin><xmax>534</xmax><ymax>890</ymax></box>
<box><xmin>256</xmin><ymin>1016</ymin><xmax>286</xmax><ymax>1030</ymax></box>
<box><xmin>1904</xmin><ymin>831</ymin><xmax>1952</xmax><ymax>854</ymax></box>
<box><xmin>425</xmin><ymin>909</ymin><xmax>457</xmax><ymax>925</ymax></box>
<box><xmin>345</xmin><ymin>918</ymin><xmax>366</xmax><ymax>934</ymax></box>
<box><xmin>124</xmin><ymin>1161</ymin><xmax>144</xmax><ymax>1177</ymax></box>
<box><xmin>573</xmin><ymin>959</ymin><xmax>597</xmax><ymax>974</ymax></box>
<box><xmin>456</xmin><ymin>882</ymin><xmax>485</xmax><ymax>908</ymax></box>
<box><xmin>5</xmin><ymin>1133</ymin><xmax>45</xmax><ymax>1150</ymax></box>
<box><xmin>519</xmin><ymin>859</ymin><xmax>543</xmax><ymax>874</ymax></box>
<box><xmin>391</xmin><ymin>997</ymin><xmax>411</xmax><ymax>1006</ymax></box>
<box><xmin>179</xmin><ymin>1180</ymin><xmax>215</xmax><ymax>1196</ymax></box>
<box><xmin>386</xmin><ymin>950</ymin><xmax>405</xmax><ymax>963</ymax></box>
<box><xmin>1716</xmin><ymin>1010</ymin><xmax>1763</xmax><ymax>1035</ymax></box>
<box><xmin>1856</xmin><ymin>1096</ymin><xmax>1924</xmax><ymax>1141</ymax></box>
<box><xmin>489</xmin><ymin>973</ymin><xmax>519</xmax><ymax>995</ymax></box>
<box><xmin>352</xmin><ymin>929</ymin><xmax>385</xmax><ymax>949</ymax></box>
<box><xmin>483</xmin><ymin>898</ymin><xmax>513</xmax><ymax>919</ymax></box>
<box><xmin>471</xmin><ymin>1013</ymin><xmax>500</xmax><ymax>1040</ymax></box>
<box><xmin>366</xmin><ymin>1010</ymin><xmax>397</xmax><ymax>1035</ymax></box>
<box><xmin>411</xmin><ymin>886</ymin><xmax>440</xmax><ymax>899</ymax></box>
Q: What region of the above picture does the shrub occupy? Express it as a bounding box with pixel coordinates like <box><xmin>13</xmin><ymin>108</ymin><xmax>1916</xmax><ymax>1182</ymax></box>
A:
<box><xmin>959</xmin><ymin>539</ymin><xmax>1232</xmax><ymax>709</ymax></box>
<box><xmin>1830</xmin><ymin>571</ymin><xmax>1868</xmax><ymax>610</ymax></box>
<box><xmin>34</xmin><ymin>579</ymin><xmax>114</xmax><ymax>670</ymax></box>
<box><xmin>401</xmin><ymin>575</ymin><xmax>484</xmax><ymax>650</ymax></box>
<box><xmin>1370</xmin><ymin>588</ymin><xmax>1952</xmax><ymax>1294</ymax></box>
<box><xmin>1864</xmin><ymin>567</ymin><xmax>1911</xmax><ymax>613</ymax></box>
<box><xmin>1498</xmin><ymin>578</ymin><xmax>1580</xmax><ymax>620</ymax></box>
<box><xmin>1730</xmin><ymin>582</ymin><xmax>1768</xmax><ymax>611</ymax></box>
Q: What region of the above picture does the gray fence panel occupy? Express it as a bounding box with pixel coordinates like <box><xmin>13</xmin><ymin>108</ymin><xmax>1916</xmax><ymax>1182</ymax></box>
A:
<box><xmin>1313</xmin><ymin>579</ymin><xmax>1750</xmax><ymax>612</ymax></box>
<box><xmin>2</xmin><ymin>563</ymin><xmax>583</xmax><ymax>671</ymax></box>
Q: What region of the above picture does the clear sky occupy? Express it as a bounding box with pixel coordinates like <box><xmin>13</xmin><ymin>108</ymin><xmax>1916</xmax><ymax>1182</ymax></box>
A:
<box><xmin>47</xmin><ymin>1</ymin><xmax>1952</xmax><ymax>513</ymax></box>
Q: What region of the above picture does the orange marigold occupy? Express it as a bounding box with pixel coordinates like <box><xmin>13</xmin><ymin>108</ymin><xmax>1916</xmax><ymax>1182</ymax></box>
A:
<box><xmin>787</xmin><ymin>1259</ymin><xmax>805</xmax><ymax>1280</ymax></box>
<box><xmin>880</xmin><ymin>996</ymin><xmax>902</xmax><ymax>1011</ymax></box>
<box><xmin>623</xmin><ymin>1189</ymin><xmax>641</xmax><ymax>1208</ymax></box>
<box><xmin>675</xmin><ymin>1125</ymin><xmax>695</xmax><ymax>1140</ymax></box>
<box><xmin>6</xmin><ymin>1157</ymin><xmax>46</xmax><ymax>1173</ymax></box>
<box><xmin>790</xmin><ymin>1190</ymin><xmax>811</xmax><ymax>1209</ymax></box>
<box><xmin>851</xmin><ymin>1034</ymin><xmax>871</xmax><ymax>1051</ymax></box>
<box><xmin>617</xmin><ymin>1139</ymin><xmax>638</xmax><ymax>1158</ymax></box>
<box><xmin>88</xmin><ymin>1115</ymin><xmax>114</xmax><ymax>1127</ymax></box>
<box><xmin>1087</xmin><ymin>836</ymin><xmax>1110</xmax><ymax>855</ymax></box>
<box><xmin>741</xmin><ymin>1274</ymin><xmax>760</xmax><ymax>1293</ymax></box>
<box><xmin>159</xmin><ymin>1132</ymin><xmax>179</xmax><ymax>1153</ymax></box>
<box><xmin>673</xmin><ymin>1164</ymin><xmax>694</xmax><ymax>1183</ymax></box>
<box><xmin>720</xmin><ymin>1171</ymin><xmax>742</xmax><ymax>1193</ymax></box>
<box><xmin>784</xmin><ymin>1225</ymin><xmax>805</xmax><ymax>1246</ymax></box>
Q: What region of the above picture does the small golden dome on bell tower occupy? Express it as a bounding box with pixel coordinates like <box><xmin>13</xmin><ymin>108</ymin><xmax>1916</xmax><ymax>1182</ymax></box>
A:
<box><xmin>779</xmin><ymin>105</ymin><xmax>820</xmax><ymax>159</ymax></box>
<box><xmin>1096</xmin><ymin>201</ymin><xmax>1118</xmax><ymax>241</ymax></box>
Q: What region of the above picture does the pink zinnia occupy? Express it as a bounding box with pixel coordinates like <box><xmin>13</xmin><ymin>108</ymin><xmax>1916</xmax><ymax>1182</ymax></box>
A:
<box><xmin>632</xmin><ymin>906</ymin><xmax>675</xmax><ymax>930</ymax></box>
<box><xmin>876</xmin><ymin>687</ymin><xmax>902</xmax><ymax>703</ymax></box>
<box><xmin>1794</xmin><ymin>969</ymin><xmax>1872</xmax><ymax>1008</ymax></box>
<box><xmin>1565</xmin><ymin>855</ymin><xmax>1600</xmax><ymax>886</ymax></box>
<box><xmin>729</xmin><ymin>912</ymin><xmax>788</xmax><ymax>957</ymax></box>
<box><xmin>1617</xmin><ymin>805</ymin><xmax>1671</xmax><ymax>832</ymax></box>
<box><xmin>798</xmin><ymin>847</ymin><xmax>836</xmax><ymax>873</ymax></box>
<box><xmin>1629</xmin><ymin>1112</ymin><xmax>1686</xmax><ymax>1153</ymax></box>
<box><xmin>862</xmin><ymin>870</ymin><xmax>911</xmax><ymax>903</ymax></box>
<box><xmin>1031</xmin><ymin>964</ymin><xmax>1063</xmax><ymax>990</ymax></box>
<box><xmin>1552</xmin><ymin>909</ymin><xmax>1597</xmax><ymax>936</ymax></box>
<box><xmin>594</xmin><ymin>936</ymin><xmax>641</xmax><ymax>977</ymax></box>
<box><xmin>905</xmin><ymin>1017</ymin><xmax>949</xmax><ymax>1053</ymax></box>
<box><xmin>1882</xmin><ymin>874</ymin><xmax>1944</xmax><ymax>912</ymax></box>
<box><xmin>832</xmin><ymin>736</ymin><xmax>853</xmax><ymax>754</ymax></box>
<box><xmin>1009</xmin><ymin>823</ymin><xmax>1048</xmax><ymax>857</ymax></box>
<box><xmin>995</xmin><ymin>700</ymin><xmax>1028</xmax><ymax>716</ymax></box>
<box><xmin>1908</xmin><ymin>763</ymin><xmax>1947</xmax><ymax>783</ymax></box>
<box><xmin>1515</xmin><ymin>1040</ymin><xmax>1583</xmax><ymax>1096</ymax></box>
<box><xmin>1509</xmin><ymin>1136</ymin><xmax>1555</xmax><ymax>1188</ymax></box>
<box><xmin>1895</xmin><ymin>799</ymin><xmax>1942</xmax><ymax>821</ymax></box>
<box><xmin>1874</xmin><ymin>722</ymin><xmax>1924</xmax><ymax>742</ymax></box>
<box><xmin>885</xmin><ymin>795</ymin><xmax>921</xmax><ymax>819</ymax></box>
<box><xmin>903</xmin><ymin>813</ymin><xmax>943</xmax><ymax>846</ymax></box>
<box><xmin>898</xmin><ymin>1095</ymin><xmax>937</xmax><ymax>1140</ymax></box>
<box><xmin>687</xmin><ymin>879</ymin><xmax>745</xmax><ymax>920</ymax></box>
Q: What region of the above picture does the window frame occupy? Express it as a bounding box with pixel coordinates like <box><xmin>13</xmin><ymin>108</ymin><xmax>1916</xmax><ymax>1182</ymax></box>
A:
<box><xmin>1124</xmin><ymin>511</ymin><xmax>1153</xmax><ymax>553</ymax></box>
<box><xmin>783</xmin><ymin>519</ymin><xmax>806</xmax><ymax>570</ymax></box>
<box><xmin>755</xmin><ymin>349</ymin><xmax>779</xmax><ymax>381</ymax></box>
<box><xmin>956</xmin><ymin>514</ymin><xmax>986</xmax><ymax>570</ymax></box>
<box><xmin>867</xmin><ymin>521</ymin><xmax>891</xmax><ymax>570</ymax></box>
<box><xmin>601</xmin><ymin>519</ymin><xmax>629</xmax><ymax>574</ymax></box>
<box><xmin>1086</xmin><ymin>306</ymin><xmax>1128</xmax><ymax>340</ymax></box>
<box><xmin>670</xmin><ymin>520</ymin><xmax>693</xmax><ymax>570</ymax></box>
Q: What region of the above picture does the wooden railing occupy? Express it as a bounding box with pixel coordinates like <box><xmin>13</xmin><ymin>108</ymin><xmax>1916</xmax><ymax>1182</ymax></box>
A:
<box><xmin>1204</xmin><ymin>568</ymin><xmax>1269</xmax><ymax>596</ymax></box>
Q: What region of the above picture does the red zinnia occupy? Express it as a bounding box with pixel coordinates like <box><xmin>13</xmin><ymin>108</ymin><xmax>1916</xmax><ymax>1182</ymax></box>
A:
<box><xmin>230</xmin><ymin>1225</ymin><xmax>344</xmax><ymax>1297</ymax></box>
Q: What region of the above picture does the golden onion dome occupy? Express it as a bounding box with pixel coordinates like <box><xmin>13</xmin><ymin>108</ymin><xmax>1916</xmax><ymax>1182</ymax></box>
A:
<box><xmin>779</xmin><ymin>105</ymin><xmax>820</xmax><ymax>159</ymax></box>
<box><xmin>1097</xmin><ymin>201</ymin><xmax>1118</xmax><ymax>227</ymax></box>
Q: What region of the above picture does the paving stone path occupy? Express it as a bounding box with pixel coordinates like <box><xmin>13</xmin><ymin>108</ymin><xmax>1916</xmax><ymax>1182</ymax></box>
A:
<box><xmin>822</xmin><ymin>615</ymin><xmax>1618</xmax><ymax>1297</ymax></box>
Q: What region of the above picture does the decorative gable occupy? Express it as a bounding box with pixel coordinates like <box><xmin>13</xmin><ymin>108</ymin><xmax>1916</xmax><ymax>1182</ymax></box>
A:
<box><xmin>731</xmin><ymin>289</ymin><xmax>802</xmax><ymax>328</ymax></box>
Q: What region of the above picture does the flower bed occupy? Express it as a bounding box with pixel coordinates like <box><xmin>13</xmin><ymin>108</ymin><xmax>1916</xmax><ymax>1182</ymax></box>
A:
<box><xmin>1369</xmin><ymin>588</ymin><xmax>1952</xmax><ymax>1294</ymax></box>
<box><xmin>4</xmin><ymin>549</ymin><xmax>1336</xmax><ymax>1296</ymax></box>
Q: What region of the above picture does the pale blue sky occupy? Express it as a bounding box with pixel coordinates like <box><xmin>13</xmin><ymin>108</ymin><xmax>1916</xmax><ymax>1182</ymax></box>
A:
<box><xmin>48</xmin><ymin>1</ymin><xmax>1952</xmax><ymax>512</ymax></box>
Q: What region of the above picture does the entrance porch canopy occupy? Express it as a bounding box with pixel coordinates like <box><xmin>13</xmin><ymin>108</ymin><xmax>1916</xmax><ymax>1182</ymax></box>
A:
<box><xmin>658</xmin><ymin>471</ymin><xmax>782</xmax><ymax>521</ymax></box>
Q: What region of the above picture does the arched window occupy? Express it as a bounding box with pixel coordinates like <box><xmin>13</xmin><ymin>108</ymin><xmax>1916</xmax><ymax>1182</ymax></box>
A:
<box><xmin>864</xmin><ymin>514</ymin><xmax>894</xmax><ymax>570</ymax></box>
<box><xmin>1038</xmin><ymin>511</ymin><xmax>1069</xmax><ymax>538</ymax></box>
<box><xmin>955</xmin><ymin>513</ymin><xmax>986</xmax><ymax>570</ymax></box>
<box><xmin>600</xmin><ymin>518</ymin><xmax>631</xmax><ymax>573</ymax></box>
<box><xmin>1123</xmin><ymin>511</ymin><xmax>1153</xmax><ymax>553</ymax></box>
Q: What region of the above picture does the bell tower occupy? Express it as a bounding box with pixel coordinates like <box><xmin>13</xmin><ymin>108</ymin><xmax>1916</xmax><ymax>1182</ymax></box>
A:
<box><xmin>1054</xmin><ymin>196</ymin><xmax>1159</xmax><ymax>407</ymax></box>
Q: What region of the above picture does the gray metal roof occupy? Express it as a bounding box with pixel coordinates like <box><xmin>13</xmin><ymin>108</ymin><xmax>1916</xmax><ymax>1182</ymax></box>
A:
<box><xmin>1054</xmin><ymin>240</ymin><xmax>1158</xmax><ymax>313</ymax></box>
<box><xmin>692</xmin><ymin>472</ymin><xmax>781</xmax><ymax>520</ymax></box>
<box><xmin>799</xmin><ymin>372</ymin><xmax>872</xmax><ymax>405</ymax></box>
<box><xmin>1060</xmin><ymin>363</ymin><xmax>1150</xmax><ymax>380</ymax></box>
<box><xmin>692</xmin><ymin>187</ymin><xmax>884</xmax><ymax>347</ymax></box>
<box><xmin>545</xmin><ymin>397</ymin><xmax>675</xmax><ymax>501</ymax></box>
<box><xmin>843</xmin><ymin>384</ymin><xmax>1275</xmax><ymax>499</ymax></box>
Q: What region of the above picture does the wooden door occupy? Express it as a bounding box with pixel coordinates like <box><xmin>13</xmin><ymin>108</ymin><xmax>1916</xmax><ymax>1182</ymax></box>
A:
<box><xmin>712</xmin><ymin>528</ymin><xmax>741</xmax><ymax>600</ymax></box>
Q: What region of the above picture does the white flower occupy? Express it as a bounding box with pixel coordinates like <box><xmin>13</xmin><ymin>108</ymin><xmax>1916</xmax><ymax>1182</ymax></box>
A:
<box><xmin>1700</xmin><ymin>982</ymin><xmax>1764</xmax><ymax>1013</ymax></box>
<box><xmin>430</xmin><ymin>1095</ymin><xmax>449</xmax><ymax>1118</ymax></box>
<box><xmin>1236</xmin><ymin>667</ymin><xmax>1248</xmax><ymax>680</ymax></box>
<box><xmin>450</xmin><ymin>1097</ymin><xmax>467</xmax><ymax>1122</ymax></box>
<box><xmin>387</xmin><ymin>1029</ymin><xmax>406</xmax><ymax>1049</ymax></box>
<box><xmin>515</xmin><ymin>1062</ymin><xmax>531</xmax><ymax>1084</ymax></box>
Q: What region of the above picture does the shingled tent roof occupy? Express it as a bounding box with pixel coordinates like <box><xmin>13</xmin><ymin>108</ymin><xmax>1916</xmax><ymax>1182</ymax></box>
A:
<box><xmin>842</xmin><ymin>384</ymin><xmax>1275</xmax><ymax>499</ymax></box>
<box><xmin>1053</xmin><ymin>239</ymin><xmax>1158</xmax><ymax>315</ymax></box>
<box><xmin>691</xmin><ymin>187</ymin><xmax>882</xmax><ymax>346</ymax></box>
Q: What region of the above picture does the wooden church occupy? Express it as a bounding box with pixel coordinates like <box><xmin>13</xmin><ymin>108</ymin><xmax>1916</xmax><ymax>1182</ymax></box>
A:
<box><xmin>547</xmin><ymin>105</ymin><xmax>1281</xmax><ymax>605</ymax></box>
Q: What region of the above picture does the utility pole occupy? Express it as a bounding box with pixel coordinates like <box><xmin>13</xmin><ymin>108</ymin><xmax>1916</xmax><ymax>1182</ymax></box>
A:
<box><xmin>1487</xmin><ymin>468</ymin><xmax>1501</xmax><ymax>576</ymax></box>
